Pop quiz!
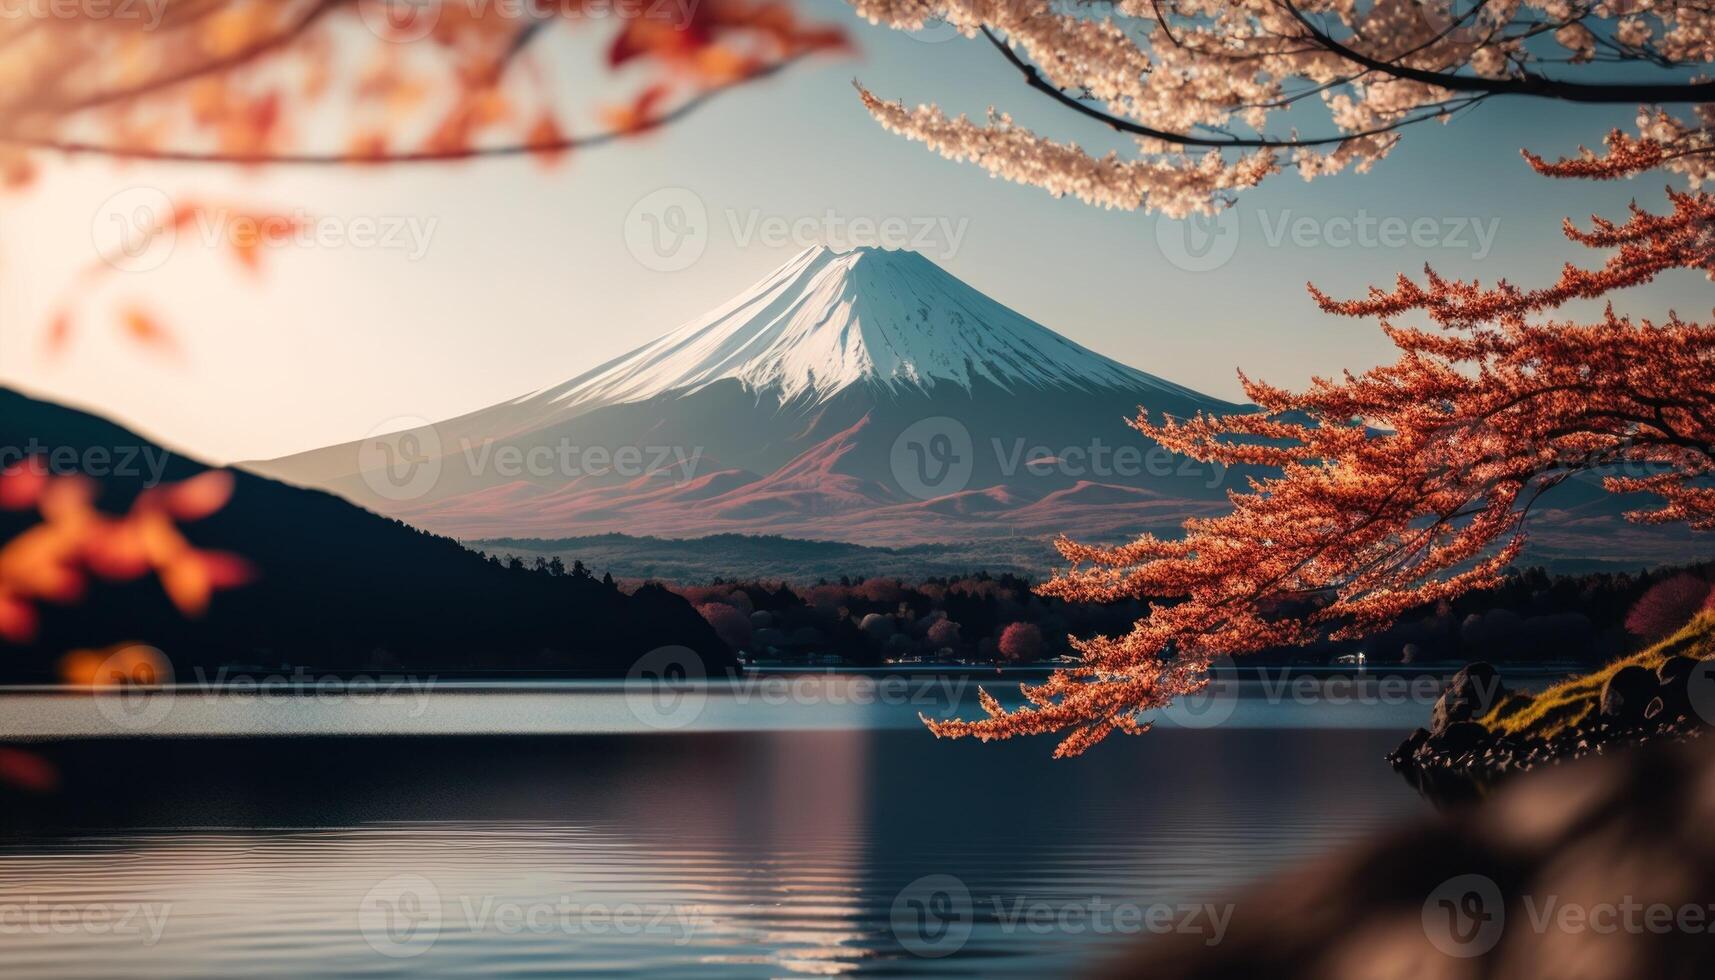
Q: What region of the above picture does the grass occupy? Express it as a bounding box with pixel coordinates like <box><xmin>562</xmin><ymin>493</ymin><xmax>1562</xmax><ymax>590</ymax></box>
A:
<box><xmin>1480</xmin><ymin>611</ymin><xmax>1715</xmax><ymax>739</ymax></box>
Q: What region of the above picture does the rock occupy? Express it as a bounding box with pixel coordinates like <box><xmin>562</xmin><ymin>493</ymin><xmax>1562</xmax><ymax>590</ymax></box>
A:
<box><xmin>1452</xmin><ymin>660</ymin><xmax>1510</xmax><ymax>709</ymax></box>
<box><xmin>1601</xmin><ymin>665</ymin><xmax>1660</xmax><ymax>723</ymax></box>
<box><xmin>1430</xmin><ymin>661</ymin><xmax>1509</xmax><ymax>733</ymax></box>
<box><xmin>1391</xmin><ymin>728</ymin><xmax>1429</xmax><ymax>764</ymax></box>
<box><xmin>1658</xmin><ymin>655</ymin><xmax>1698</xmax><ymax>685</ymax></box>
<box><xmin>1430</xmin><ymin>720</ymin><xmax>1489</xmax><ymax>756</ymax></box>
<box><xmin>1657</xmin><ymin>657</ymin><xmax>1698</xmax><ymax>717</ymax></box>
<box><xmin>1645</xmin><ymin>696</ymin><xmax>1666</xmax><ymax>721</ymax></box>
<box><xmin>1429</xmin><ymin>689</ymin><xmax>1472</xmax><ymax>733</ymax></box>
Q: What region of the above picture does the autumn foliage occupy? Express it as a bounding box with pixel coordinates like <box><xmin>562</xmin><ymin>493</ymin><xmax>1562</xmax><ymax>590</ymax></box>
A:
<box><xmin>2</xmin><ymin>0</ymin><xmax>844</xmax><ymax>171</ymax></box>
<box><xmin>1624</xmin><ymin>574</ymin><xmax>1713</xmax><ymax>642</ymax></box>
<box><xmin>931</xmin><ymin>161</ymin><xmax>1715</xmax><ymax>755</ymax></box>
<box><xmin>0</xmin><ymin>463</ymin><xmax>248</xmax><ymax>644</ymax></box>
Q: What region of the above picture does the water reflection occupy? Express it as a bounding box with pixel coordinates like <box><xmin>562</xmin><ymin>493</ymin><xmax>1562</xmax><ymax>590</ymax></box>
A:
<box><xmin>0</xmin><ymin>720</ymin><xmax>1423</xmax><ymax>977</ymax></box>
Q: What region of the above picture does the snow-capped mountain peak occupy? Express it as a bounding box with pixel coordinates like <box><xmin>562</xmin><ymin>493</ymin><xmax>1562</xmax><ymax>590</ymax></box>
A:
<box><xmin>525</xmin><ymin>245</ymin><xmax>1196</xmax><ymax>411</ymax></box>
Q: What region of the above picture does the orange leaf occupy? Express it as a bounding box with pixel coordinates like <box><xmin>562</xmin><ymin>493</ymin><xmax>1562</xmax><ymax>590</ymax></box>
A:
<box><xmin>43</xmin><ymin>311</ymin><xmax>72</xmax><ymax>356</ymax></box>
<box><xmin>347</xmin><ymin>131</ymin><xmax>388</xmax><ymax>163</ymax></box>
<box><xmin>120</xmin><ymin>307</ymin><xmax>178</xmax><ymax>355</ymax></box>
<box><xmin>526</xmin><ymin>113</ymin><xmax>568</xmax><ymax>168</ymax></box>
<box><xmin>136</xmin><ymin>509</ymin><xmax>189</xmax><ymax>565</ymax></box>
<box><xmin>37</xmin><ymin>476</ymin><xmax>95</xmax><ymax>526</ymax></box>
<box><xmin>0</xmin><ymin>461</ymin><xmax>47</xmax><ymax>510</ymax></box>
<box><xmin>164</xmin><ymin>470</ymin><xmax>234</xmax><ymax>522</ymax></box>
<box><xmin>160</xmin><ymin>553</ymin><xmax>213</xmax><ymax>616</ymax></box>
<box><xmin>0</xmin><ymin>526</ymin><xmax>85</xmax><ymax>602</ymax></box>
<box><xmin>83</xmin><ymin>521</ymin><xmax>151</xmax><ymax>580</ymax></box>
<box><xmin>601</xmin><ymin>85</ymin><xmax>670</xmax><ymax>136</ymax></box>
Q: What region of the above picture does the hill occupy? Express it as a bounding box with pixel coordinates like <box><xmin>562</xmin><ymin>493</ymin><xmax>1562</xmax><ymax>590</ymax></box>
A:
<box><xmin>0</xmin><ymin>388</ymin><xmax>730</xmax><ymax>683</ymax></box>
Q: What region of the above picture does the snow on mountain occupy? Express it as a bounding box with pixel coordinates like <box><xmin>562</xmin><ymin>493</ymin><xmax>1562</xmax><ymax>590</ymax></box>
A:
<box><xmin>516</xmin><ymin>245</ymin><xmax>1199</xmax><ymax>413</ymax></box>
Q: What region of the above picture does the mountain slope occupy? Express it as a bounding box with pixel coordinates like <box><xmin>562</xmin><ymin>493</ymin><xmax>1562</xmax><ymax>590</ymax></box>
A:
<box><xmin>0</xmin><ymin>387</ymin><xmax>730</xmax><ymax>682</ymax></box>
<box><xmin>520</xmin><ymin>245</ymin><xmax>1201</xmax><ymax>409</ymax></box>
<box><xmin>250</xmin><ymin>247</ymin><xmax>1248</xmax><ymax>544</ymax></box>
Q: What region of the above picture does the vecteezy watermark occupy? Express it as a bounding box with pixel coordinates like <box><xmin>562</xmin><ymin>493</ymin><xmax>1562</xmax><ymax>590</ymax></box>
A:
<box><xmin>622</xmin><ymin>187</ymin><xmax>970</xmax><ymax>271</ymax></box>
<box><xmin>1156</xmin><ymin>207</ymin><xmax>1502</xmax><ymax>272</ymax></box>
<box><xmin>0</xmin><ymin>899</ymin><xmax>173</xmax><ymax>946</ymax></box>
<box><xmin>358</xmin><ymin>874</ymin><xmax>703</xmax><ymax>958</ymax></box>
<box><xmin>1688</xmin><ymin>658</ymin><xmax>1715</xmax><ymax>725</ymax></box>
<box><xmin>725</xmin><ymin>209</ymin><xmax>969</xmax><ymax>257</ymax></box>
<box><xmin>888</xmin><ymin>417</ymin><xmax>1228</xmax><ymax>500</ymax></box>
<box><xmin>79</xmin><ymin>647</ymin><xmax>440</xmax><ymax>734</ymax></box>
<box><xmin>187</xmin><ymin>668</ymin><xmax>438</xmax><ymax>717</ymax></box>
<box><xmin>358</xmin><ymin>416</ymin><xmax>444</xmax><ymax>503</ymax></box>
<box><xmin>358</xmin><ymin>0</ymin><xmax>702</xmax><ymax>42</ymax></box>
<box><xmin>1155</xmin><ymin>209</ymin><xmax>1241</xmax><ymax>274</ymax></box>
<box><xmin>0</xmin><ymin>441</ymin><xmax>173</xmax><ymax>486</ymax></box>
<box><xmin>624</xmin><ymin>187</ymin><xmax>709</xmax><ymax>272</ymax></box>
<box><xmin>455</xmin><ymin>440</ymin><xmax>704</xmax><ymax>485</ymax></box>
<box><xmin>1158</xmin><ymin>655</ymin><xmax>1239</xmax><ymax>729</ymax></box>
<box><xmin>890</xmin><ymin>875</ymin><xmax>1233</xmax><ymax>958</ymax></box>
<box><xmin>91</xmin><ymin>188</ymin><xmax>438</xmax><ymax>272</ymax></box>
<box><xmin>624</xmin><ymin>646</ymin><xmax>709</xmax><ymax>730</ymax></box>
<box><xmin>1422</xmin><ymin>873</ymin><xmax>1715</xmax><ymax>958</ymax></box>
<box><xmin>1</xmin><ymin>0</ymin><xmax>167</xmax><ymax>26</ymax></box>
<box><xmin>890</xmin><ymin>417</ymin><xmax>975</xmax><ymax>500</ymax></box>
<box><xmin>354</xmin><ymin>423</ymin><xmax>709</xmax><ymax>503</ymax></box>
<box><xmin>358</xmin><ymin>874</ymin><xmax>443</xmax><ymax>958</ymax></box>
<box><xmin>1423</xmin><ymin>874</ymin><xmax>1506</xmax><ymax>957</ymax></box>
<box><xmin>891</xmin><ymin>875</ymin><xmax>974</xmax><ymax>958</ymax></box>
<box><xmin>87</xmin><ymin>645</ymin><xmax>177</xmax><ymax>733</ymax></box>
<box><xmin>620</xmin><ymin>647</ymin><xmax>972</xmax><ymax>731</ymax></box>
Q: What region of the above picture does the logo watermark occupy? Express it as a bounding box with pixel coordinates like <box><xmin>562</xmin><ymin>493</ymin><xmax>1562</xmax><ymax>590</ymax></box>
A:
<box><xmin>358</xmin><ymin>874</ymin><xmax>702</xmax><ymax>958</ymax></box>
<box><xmin>623</xmin><ymin>187</ymin><xmax>970</xmax><ymax>270</ymax></box>
<box><xmin>888</xmin><ymin>417</ymin><xmax>1229</xmax><ymax>500</ymax></box>
<box><xmin>1423</xmin><ymin>873</ymin><xmax>1715</xmax><ymax>957</ymax></box>
<box><xmin>0</xmin><ymin>899</ymin><xmax>172</xmax><ymax>946</ymax></box>
<box><xmin>92</xmin><ymin>189</ymin><xmax>437</xmax><ymax>272</ymax></box>
<box><xmin>889</xmin><ymin>875</ymin><xmax>1233</xmax><ymax>958</ymax></box>
<box><xmin>1157</xmin><ymin>208</ymin><xmax>1502</xmax><ymax>272</ymax></box>
<box><xmin>358</xmin><ymin>0</ymin><xmax>703</xmax><ymax>42</ymax></box>
<box><xmin>0</xmin><ymin>442</ymin><xmax>173</xmax><ymax>486</ymax></box>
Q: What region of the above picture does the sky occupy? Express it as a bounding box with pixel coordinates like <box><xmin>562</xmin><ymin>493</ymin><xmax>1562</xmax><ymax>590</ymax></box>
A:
<box><xmin>3</xmin><ymin>0</ymin><xmax>1711</xmax><ymax>463</ymax></box>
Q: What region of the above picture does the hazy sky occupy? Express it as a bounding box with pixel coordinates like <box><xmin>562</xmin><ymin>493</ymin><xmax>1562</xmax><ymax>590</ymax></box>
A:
<box><xmin>3</xmin><ymin>0</ymin><xmax>1710</xmax><ymax>462</ymax></box>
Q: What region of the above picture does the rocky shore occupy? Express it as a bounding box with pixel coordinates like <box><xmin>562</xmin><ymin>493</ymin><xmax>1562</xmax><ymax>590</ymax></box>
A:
<box><xmin>1388</xmin><ymin>656</ymin><xmax>1713</xmax><ymax>800</ymax></box>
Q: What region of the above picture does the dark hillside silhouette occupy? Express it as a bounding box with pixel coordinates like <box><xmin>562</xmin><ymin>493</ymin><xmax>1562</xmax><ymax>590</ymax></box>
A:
<box><xmin>0</xmin><ymin>388</ymin><xmax>730</xmax><ymax>682</ymax></box>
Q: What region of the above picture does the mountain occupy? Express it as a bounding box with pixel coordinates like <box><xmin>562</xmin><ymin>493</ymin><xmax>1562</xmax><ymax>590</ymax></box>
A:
<box><xmin>0</xmin><ymin>387</ymin><xmax>731</xmax><ymax>683</ymax></box>
<box><xmin>253</xmin><ymin>246</ymin><xmax>1244</xmax><ymax>544</ymax></box>
<box><xmin>251</xmin><ymin>246</ymin><xmax>1711</xmax><ymax>570</ymax></box>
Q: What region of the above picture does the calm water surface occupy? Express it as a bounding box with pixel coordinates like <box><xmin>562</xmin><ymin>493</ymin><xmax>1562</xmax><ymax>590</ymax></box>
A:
<box><xmin>0</xmin><ymin>674</ymin><xmax>1441</xmax><ymax>978</ymax></box>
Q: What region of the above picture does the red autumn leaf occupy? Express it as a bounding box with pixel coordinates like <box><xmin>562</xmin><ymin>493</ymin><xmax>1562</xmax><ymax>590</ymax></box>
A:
<box><xmin>0</xmin><ymin>461</ymin><xmax>47</xmax><ymax>511</ymax></box>
<box><xmin>0</xmin><ymin>748</ymin><xmax>57</xmax><ymax>793</ymax></box>
<box><xmin>0</xmin><ymin>591</ymin><xmax>38</xmax><ymax>643</ymax></box>
<box><xmin>198</xmin><ymin>550</ymin><xmax>254</xmax><ymax>590</ymax></box>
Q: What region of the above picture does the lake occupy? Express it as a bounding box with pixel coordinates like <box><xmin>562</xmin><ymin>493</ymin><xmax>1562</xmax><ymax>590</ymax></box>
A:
<box><xmin>0</xmin><ymin>670</ymin><xmax>1461</xmax><ymax>977</ymax></box>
